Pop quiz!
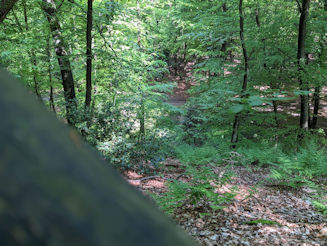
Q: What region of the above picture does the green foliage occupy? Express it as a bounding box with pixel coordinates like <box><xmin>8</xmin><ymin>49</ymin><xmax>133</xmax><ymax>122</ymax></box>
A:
<box><xmin>312</xmin><ymin>199</ymin><xmax>327</xmax><ymax>215</ymax></box>
<box><xmin>244</xmin><ymin>219</ymin><xmax>281</xmax><ymax>226</ymax></box>
<box><xmin>154</xmin><ymin>162</ymin><xmax>235</xmax><ymax>214</ymax></box>
<box><xmin>2</xmin><ymin>0</ymin><xmax>327</xmax><ymax>225</ymax></box>
<box><xmin>267</xmin><ymin>139</ymin><xmax>327</xmax><ymax>187</ymax></box>
<box><xmin>175</xmin><ymin>144</ymin><xmax>220</xmax><ymax>166</ymax></box>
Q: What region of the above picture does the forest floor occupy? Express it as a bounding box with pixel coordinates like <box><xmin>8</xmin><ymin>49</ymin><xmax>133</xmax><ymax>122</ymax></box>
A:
<box><xmin>125</xmin><ymin>63</ymin><xmax>327</xmax><ymax>245</ymax></box>
<box><xmin>125</xmin><ymin>160</ymin><xmax>327</xmax><ymax>246</ymax></box>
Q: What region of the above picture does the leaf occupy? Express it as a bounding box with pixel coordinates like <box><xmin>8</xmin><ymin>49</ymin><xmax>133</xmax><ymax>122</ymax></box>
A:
<box><xmin>230</xmin><ymin>104</ymin><xmax>244</xmax><ymax>114</ymax></box>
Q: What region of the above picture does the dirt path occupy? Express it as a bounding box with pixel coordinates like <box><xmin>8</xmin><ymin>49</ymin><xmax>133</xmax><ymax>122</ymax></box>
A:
<box><xmin>125</xmin><ymin>161</ymin><xmax>327</xmax><ymax>246</ymax></box>
<box><xmin>167</xmin><ymin>60</ymin><xmax>327</xmax><ymax>131</ymax></box>
<box><xmin>167</xmin><ymin>62</ymin><xmax>197</xmax><ymax>107</ymax></box>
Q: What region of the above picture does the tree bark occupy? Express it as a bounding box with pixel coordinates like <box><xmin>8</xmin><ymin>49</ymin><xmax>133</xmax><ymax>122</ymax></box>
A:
<box><xmin>231</xmin><ymin>0</ymin><xmax>249</xmax><ymax>147</ymax></box>
<box><xmin>311</xmin><ymin>86</ymin><xmax>319</xmax><ymax>128</ymax></box>
<box><xmin>297</xmin><ymin>0</ymin><xmax>311</xmax><ymax>130</ymax></box>
<box><xmin>47</xmin><ymin>35</ymin><xmax>56</xmax><ymax>114</ymax></box>
<box><xmin>0</xmin><ymin>0</ymin><xmax>18</xmax><ymax>22</ymax></box>
<box><xmin>41</xmin><ymin>0</ymin><xmax>77</xmax><ymax>125</ymax></box>
<box><xmin>85</xmin><ymin>0</ymin><xmax>93</xmax><ymax>109</ymax></box>
<box><xmin>0</xmin><ymin>67</ymin><xmax>196</xmax><ymax>246</ymax></box>
<box><xmin>311</xmin><ymin>0</ymin><xmax>327</xmax><ymax>129</ymax></box>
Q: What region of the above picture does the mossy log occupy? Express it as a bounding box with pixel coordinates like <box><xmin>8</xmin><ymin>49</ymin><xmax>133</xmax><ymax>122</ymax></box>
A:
<box><xmin>0</xmin><ymin>67</ymin><xmax>195</xmax><ymax>246</ymax></box>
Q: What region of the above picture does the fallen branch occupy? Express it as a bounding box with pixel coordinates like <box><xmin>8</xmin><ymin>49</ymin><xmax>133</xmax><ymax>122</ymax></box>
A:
<box><xmin>135</xmin><ymin>173</ymin><xmax>186</xmax><ymax>182</ymax></box>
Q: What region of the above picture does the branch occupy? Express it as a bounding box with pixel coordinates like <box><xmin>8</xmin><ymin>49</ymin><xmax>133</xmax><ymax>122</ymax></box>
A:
<box><xmin>57</xmin><ymin>0</ymin><xmax>65</xmax><ymax>10</ymax></box>
<box><xmin>0</xmin><ymin>0</ymin><xmax>19</xmax><ymax>22</ymax></box>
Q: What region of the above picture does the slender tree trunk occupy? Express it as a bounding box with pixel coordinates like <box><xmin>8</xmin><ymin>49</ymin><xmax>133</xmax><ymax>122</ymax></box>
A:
<box><xmin>0</xmin><ymin>0</ymin><xmax>18</xmax><ymax>22</ymax></box>
<box><xmin>255</xmin><ymin>7</ymin><xmax>279</xmax><ymax>127</ymax></box>
<box><xmin>85</xmin><ymin>0</ymin><xmax>93</xmax><ymax>109</ymax></box>
<box><xmin>297</xmin><ymin>0</ymin><xmax>311</xmax><ymax>130</ymax></box>
<box><xmin>311</xmin><ymin>1</ymin><xmax>326</xmax><ymax>129</ymax></box>
<box><xmin>231</xmin><ymin>0</ymin><xmax>249</xmax><ymax>147</ymax></box>
<box><xmin>311</xmin><ymin>85</ymin><xmax>320</xmax><ymax>129</ymax></box>
<box><xmin>136</xmin><ymin>0</ymin><xmax>145</xmax><ymax>139</ymax></box>
<box><xmin>41</xmin><ymin>0</ymin><xmax>77</xmax><ymax>125</ymax></box>
<box><xmin>46</xmin><ymin>35</ymin><xmax>56</xmax><ymax>114</ymax></box>
<box><xmin>23</xmin><ymin>0</ymin><xmax>42</xmax><ymax>102</ymax></box>
<box><xmin>220</xmin><ymin>2</ymin><xmax>228</xmax><ymax>58</ymax></box>
<box><xmin>12</xmin><ymin>5</ymin><xmax>42</xmax><ymax>102</ymax></box>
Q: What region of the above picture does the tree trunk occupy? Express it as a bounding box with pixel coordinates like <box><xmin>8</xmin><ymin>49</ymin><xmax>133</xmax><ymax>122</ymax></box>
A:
<box><xmin>136</xmin><ymin>0</ymin><xmax>145</xmax><ymax>140</ymax></box>
<box><xmin>231</xmin><ymin>0</ymin><xmax>249</xmax><ymax>147</ymax></box>
<box><xmin>311</xmin><ymin>86</ymin><xmax>320</xmax><ymax>128</ymax></box>
<box><xmin>0</xmin><ymin>67</ymin><xmax>196</xmax><ymax>246</ymax></box>
<box><xmin>311</xmin><ymin>0</ymin><xmax>326</xmax><ymax>129</ymax></box>
<box><xmin>220</xmin><ymin>2</ymin><xmax>228</xmax><ymax>58</ymax></box>
<box><xmin>297</xmin><ymin>0</ymin><xmax>311</xmax><ymax>130</ymax></box>
<box><xmin>23</xmin><ymin>0</ymin><xmax>42</xmax><ymax>102</ymax></box>
<box><xmin>0</xmin><ymin>0</ymin><xmax>18</xmax><ymax>22</ymax></box>
<box><xmin>41</xmin><ymin>0</ymin><xmax>77</xmax><ymax>125</ymax></box>
<box><xmin>85</xmin><ymin>0</ymin><xmax>93</xmax><ymax>109</ymax></box>
<box><xmin>47</xmin><ymin>35</ymin><xmax>56</xmax><ymax>114</ymax></box>
<box><xmin>255</xmin><ymin>7</ymin><xmax>279</xmax><ymax>127</ymax></box>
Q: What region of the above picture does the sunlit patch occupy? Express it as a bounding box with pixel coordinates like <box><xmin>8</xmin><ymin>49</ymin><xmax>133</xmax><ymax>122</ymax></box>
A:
<box><xmin>128</xmin><ymin>180</ymin><xmax>141</xmax><ymax>187</ymax></box>
<box><xmin>125</xmin><ymin>171</ymin><xmax>143</xmax><ymax>179</ymax></box>
<box><xmin>143</xmin><ymin>180</ymin><xmax>165</xmax><ymax>189</ymax></box>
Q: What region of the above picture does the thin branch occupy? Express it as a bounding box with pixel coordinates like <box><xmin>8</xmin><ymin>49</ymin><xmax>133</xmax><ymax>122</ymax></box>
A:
<box><xmin>57</xmin><ymin>0</ymin><xmax>65</xmax><ymax>10</ymax></box>
<box><xmin>135</xmin><ymin>174</ymin><xmax>186</xmax><ymax>182</ymax></box>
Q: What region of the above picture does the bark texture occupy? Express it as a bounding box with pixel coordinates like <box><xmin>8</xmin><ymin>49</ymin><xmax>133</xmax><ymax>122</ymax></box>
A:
<box><xmin>0</xmin><ymin>67</ymin><xmax>195</xmax><ymax>246</ymax></box>
<box><xmin>311</xmin><ymin>0</ymin><xmax>327</xmax><ymax>129</ymax></box>
<box><xmin>85</xmin><ymin>0</ymin><xmax>93</xmax><ymax>108</ymax></box>
<box><xmin>297</xmin><ymin>0</ymin><xmax>311</xmax><ymax>130</ymax></box>
<box><xmin>0</xmin><ymin>0</ymin><xmax>18</xmax><ymax>22</ymax></box>
<box><xmin>41</xmin><ymin>0</ymin><xmax>77</xmax><ymax>125</ymax></box>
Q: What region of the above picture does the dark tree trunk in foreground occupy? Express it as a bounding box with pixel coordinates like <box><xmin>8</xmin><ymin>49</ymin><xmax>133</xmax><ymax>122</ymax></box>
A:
<box><xmin>41</xmin><ymin>0</ymin><xmax>77</xmax><ymax>125</ymax></box>
<box><xmin>297</xmin><ymin>0</ymin><xmax>311</xmax><ymax>130</ymax></box>
<box><xmin>0</xmin><ymin>0</ymin><xmax>18</xmax><ymax>22</ymax></box>
<box><xmin>0</xmin><ymin>67</ymin><xmax>195</xmax><ymax>246</ymax></box>
<box><xmin>85</xmin><ymin>0</ymin><xmax>93</xmax><ymax>109</ymax></box>
<box><xmin>231</xmin><ymin>0</ymin><xmax>249</xmax><ymax>147</ymax></box>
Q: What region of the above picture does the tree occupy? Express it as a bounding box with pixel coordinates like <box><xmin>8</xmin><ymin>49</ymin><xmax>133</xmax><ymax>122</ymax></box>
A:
<box><xmin>231</xmin><ymin>0</ymin><xmax>249</xmax><ymax>146</ymax></box>
<box><xmin>297</xmin><ymin>0</ymin><xmax>311</xmax><ymax>130</ymax></box>
<box><xmin>23</xmin><ymin>0</ymin><xmax>42</xmax><ymax>101</ymax></box>
<box><xmin>0</xmin><ymin>67</ymin><xmax>195</xmax><ymax>246</ymax></box>
<box><xmin>311</xmin><ymin>0</ymin><xmax>327</xmax><ymax>129</ymax></box>
<box><xmin>85</xmin><ymin>0</ymin><xmax>93</xmax><ymax>109</ymax></box>
<box><xmin>41</xmin><ymin>0</ymin><xmax>77</xmax><ymax>125</ymax></box>
<box><xmin>0</xmin><ymin>0</ymin><xmax>18</xmax><ymax>22</ymax></box>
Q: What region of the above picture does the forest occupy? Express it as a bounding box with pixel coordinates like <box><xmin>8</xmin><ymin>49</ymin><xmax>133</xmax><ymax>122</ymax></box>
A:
<box><xmin>1</xmin><ymin>0</ymin><xmax>327</xmax><ymax>245</ymax></box>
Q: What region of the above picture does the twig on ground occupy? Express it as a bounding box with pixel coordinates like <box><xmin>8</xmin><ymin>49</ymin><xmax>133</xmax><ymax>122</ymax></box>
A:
<box><xmin>135</xmin><ymin>173</ymin><xmax>186</xmax><ymax>182</ymax></box>
<box><xmin>138</xmin><ymin>176</ymin><xmax>171</xmax><ymax>182</ymax></box>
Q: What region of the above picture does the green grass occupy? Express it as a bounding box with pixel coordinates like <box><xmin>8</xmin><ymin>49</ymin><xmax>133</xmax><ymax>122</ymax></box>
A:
<box><xmin>244</xmin><ymin>219</ymin><xmax>281</xmax><ymax>226</ymax></box>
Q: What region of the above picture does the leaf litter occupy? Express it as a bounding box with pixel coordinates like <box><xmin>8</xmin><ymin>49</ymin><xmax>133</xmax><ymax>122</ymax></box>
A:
<box><xmin>125</xmin><ymin>160</ymin><xmax>327</xmax><ymax>246</ymax></box>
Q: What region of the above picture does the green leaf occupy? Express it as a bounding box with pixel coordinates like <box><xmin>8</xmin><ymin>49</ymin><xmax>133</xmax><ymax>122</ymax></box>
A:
<box><xmin>230</xmin><ymin>104</ymin><xmax>244</xmax><ymax>113</ymax></box>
